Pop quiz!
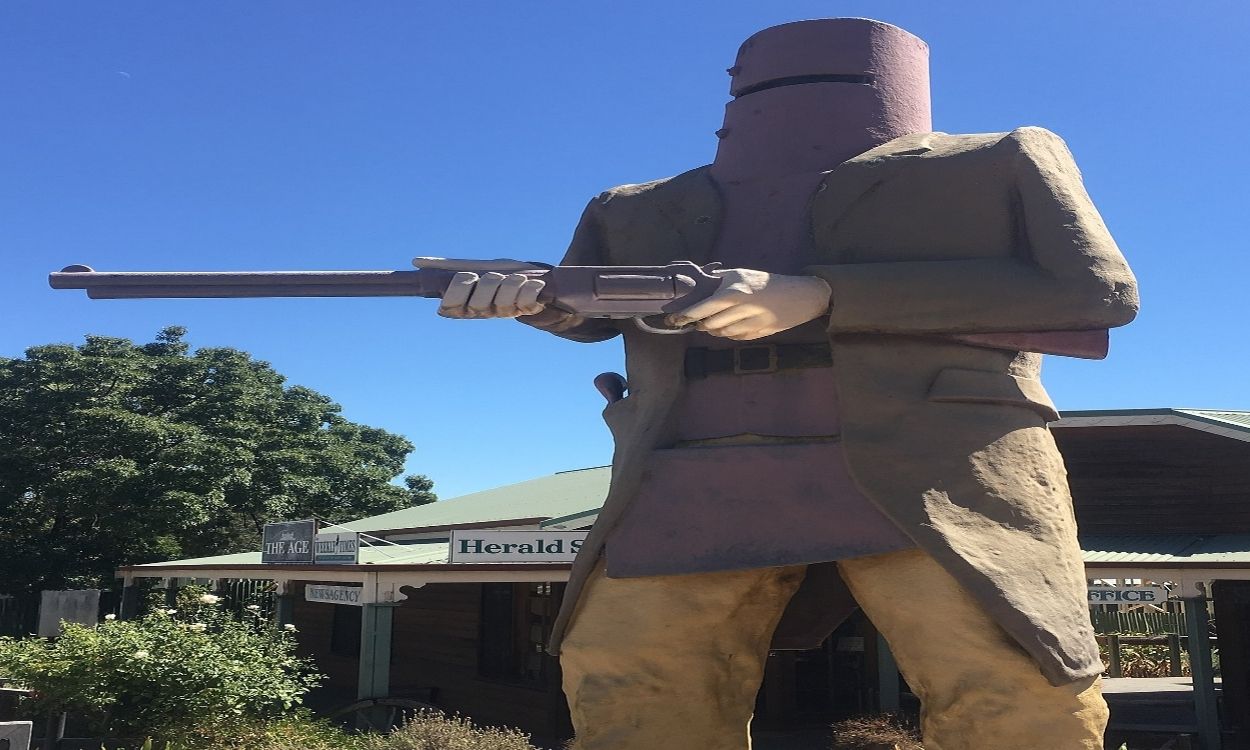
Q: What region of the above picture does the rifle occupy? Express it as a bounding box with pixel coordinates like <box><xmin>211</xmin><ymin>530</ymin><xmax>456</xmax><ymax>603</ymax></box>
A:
<box><xmin>48</xmin><ymin>261</ymin><xmax>1109</xmax><ymax>357</ymax></box>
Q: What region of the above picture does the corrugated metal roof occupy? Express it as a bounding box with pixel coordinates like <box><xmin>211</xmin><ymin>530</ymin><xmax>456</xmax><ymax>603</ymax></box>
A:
<box><xmin>1081</xmin><ymin>534</ymin><xmax>1250</xmax><ymax>564</ymax></box>
<box><xmin>1058</xmin><ymin>408</ymin><xmax>1250</xmax><ymax>432</ymax></box>
<box><xmin>136</xmin><ymin>540</ymin><xmax>452</xmax><ymax>568</ymax></box>
<box><xmin>1055</xmin><ymin>408</ymin><xmax>1250</xmax><ymax>443</ymax></box>
<box><xmin>1175</xmin><ymin>409</ymin><xmax>1250</xmax><ymax>430</ymax></box>
<box><xmin>133</xmin><ymin>468</ymin><xmax>612</xmax><ymax>569</ymax></box>
<box><xmin>350</xmin><ymin>466</ymin><xmax>611</xmax><ymax>533</ymax></box>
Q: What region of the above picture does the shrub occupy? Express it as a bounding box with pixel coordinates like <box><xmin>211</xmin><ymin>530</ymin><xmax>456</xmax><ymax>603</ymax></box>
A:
<box><xmin>831</xmin><ymin>714</ymin><xmax>923</xmax><ymax>750</ymax></box>
<box><xmin>177</xmin><ymin>710</ymin><xmax>364</xmax><ymax>750</ymax></box>
<box><xmin>0</xmin><ymin>587</ymin><xmax>320</xmax><ymax>742</ymax></box>
<box><xmin>359</xmin><ymin>712</ymin><xmax>540</xmax><ymax>750</ymax></box>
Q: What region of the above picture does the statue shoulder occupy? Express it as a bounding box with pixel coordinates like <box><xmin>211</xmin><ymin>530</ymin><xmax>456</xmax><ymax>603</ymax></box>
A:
<box><xmin>578</xmin><ymin>165</ymin><xmax>718</xmax><ymax>265</ymax></box>
<box><xmin>590</xmin><ymin>165</ymin><xmax>714</xmax><ymax>211</ymax></box>
<box><xmin>922</xmin><ymin>128</ymin><xmax>1072</xmax><ymax>160</ymax></box>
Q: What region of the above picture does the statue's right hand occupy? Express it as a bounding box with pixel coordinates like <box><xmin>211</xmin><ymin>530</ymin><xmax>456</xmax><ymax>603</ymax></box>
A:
<box><xmin>413</xmin><ymin>257</ymin><xmax>547</xmax><ymax>319</ymax></box>
<box><xmin>437</xmin><ymin>271</ymin><xmax>548</xmax><ymax>319</ymax></box>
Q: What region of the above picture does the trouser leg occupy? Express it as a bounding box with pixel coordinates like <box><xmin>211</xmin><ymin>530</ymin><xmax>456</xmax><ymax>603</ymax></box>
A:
<box><xmin>838</xmin><ymin>548</ymin><xmax>1109</xmax><ymax>750</ymax></box>
<box><xmin>559</xmin><ymin>562</ymin><xmax>806</xmax><ymax>750</ymax></box>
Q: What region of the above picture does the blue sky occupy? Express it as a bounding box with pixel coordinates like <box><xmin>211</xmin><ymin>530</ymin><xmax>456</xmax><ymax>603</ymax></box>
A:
<box><xmin>4</xmin><ymin>2</ymin><xmax>1248</xmax><ymax>499</ymax></box>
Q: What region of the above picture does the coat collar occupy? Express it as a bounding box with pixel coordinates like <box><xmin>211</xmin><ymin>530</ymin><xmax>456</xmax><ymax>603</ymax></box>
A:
<box><xmin>642</xmin><ymin>166</ymin><xmax>723</xmax><ymax>267</ymax></box>
<box><xmin>810</xmin><ymin>132</ymin><xmax>939</xmax><ymax>253</ymax></box>
<box><xmin>650</xmin><ymin>133</ymin><xmax>939</xmax><ymax>265</ymax></box>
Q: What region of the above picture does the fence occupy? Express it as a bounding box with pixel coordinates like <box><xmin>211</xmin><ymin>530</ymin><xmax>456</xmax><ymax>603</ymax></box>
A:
<box><xmin>0</xmin><ymin>597</ymin><xmax>37</xmax><ymax>639</ymax></box>
<box><xmin>213</xmin><ymin>578</ymin><xmax>277</xmax><ymax>622</ymax></box>
<box><xmin>1091</xmin><ymin>600</ymin><xmax>1221</xmax><ymax>678</ymax></box>
<box><xmin>1091</xmin><ymin>602</ymin><xmax>1189</xmax><ymax>636</ymax></box>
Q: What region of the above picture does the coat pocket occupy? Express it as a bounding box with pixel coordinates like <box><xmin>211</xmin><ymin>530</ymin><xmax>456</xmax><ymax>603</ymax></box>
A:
<box><xmin>926</xmin><ymin>367</ymin><xmax>1059</xmax><ymax>422</ymax></box>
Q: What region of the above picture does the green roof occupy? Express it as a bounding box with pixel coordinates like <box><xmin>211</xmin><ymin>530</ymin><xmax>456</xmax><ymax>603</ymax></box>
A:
<box><xmin>1177</xmin><ymin>409</ymin><xmax>1250</xmax><ymax>430</ymax></box>
<box><xmin>135</xmin><ymin>540</ymin><xmax>452</xmax><ymax>568</ymax></box>
<box><xmin>133</xmin><ymin>468</ymin><xmax>611</xmax><ymax>570</ymax></box>
<box><xmin>346</xmin><ymin>466</ymin><xmax>610</xmax><ymax>534</ymax></box>
<box><xmin>1082</xmin><ymin>534</ymin><xmax>1250</xmax><ymax>565</ymax></box>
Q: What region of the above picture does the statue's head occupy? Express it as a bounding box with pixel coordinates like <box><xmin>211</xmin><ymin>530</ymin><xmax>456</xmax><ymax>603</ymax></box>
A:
<box><xmin>715</xmin><ymin>18</ymin><xmax>931</xmax><ymax>175</ymax></box>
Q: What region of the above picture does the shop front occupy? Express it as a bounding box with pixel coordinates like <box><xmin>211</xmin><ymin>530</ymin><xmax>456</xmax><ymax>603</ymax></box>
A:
<box><xmin>116</xmin><ymin>408</ymin><xmax>1250</xmax><ymax>745</ymax></box>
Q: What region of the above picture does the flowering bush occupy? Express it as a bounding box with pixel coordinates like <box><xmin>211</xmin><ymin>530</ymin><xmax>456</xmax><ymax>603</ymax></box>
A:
<box><xmin>169</xmin><ymin>712</ymin><xmax>543</xmax><ymax>750</ymax></box>
<box><xmin>0</xmin><ymin>586</ymin><xmax>320</xmax><ymax>742</ymax></box>
<box><xmin>358</xmin><ymin>713</ymin><xmax>540</xmax><ymax>750</ymax></box>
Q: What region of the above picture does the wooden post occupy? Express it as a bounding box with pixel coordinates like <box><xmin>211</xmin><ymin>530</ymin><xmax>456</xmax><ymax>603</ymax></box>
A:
<box><xmin>39</xmin><ymin>713</ymin><xmax>64</xmax><ymax>750</ymax></box>
<box><xmin>1168</xmin><ymin>632</ymin><xmax>1184</xmax><ymax>678</ymax></box>
<box><xmin>1107</xmin><ymin>634</ymin><xmax>1122</xmax><ymax>678</ymax></box>
<box><xmin>762</xmin><ymin>651</ymin><xmax>796</xmax><ymax>723</ymax></box>
<box><xmin>118</xmin><ymin>583</ymin><xmax>140</xmax><ymax>621</ymax></box>
<box><xmin>1211</xmin><ymin>580</ymin><xmax>1250</xmax><ymax>731</ymax></box>
<box><xmin>163</xmin><ymin>577</ymin><xmax>179</xmax><ymax>609</ymax></box>
<box><xmin>273</xmin><ymin>581</ymin><xmax>294</xmax><ymax>628</ymax></box>
<box><xmin>274</xmin><ymin>593</ymin><xmax>295</xmax><ymax>628</ymax></box>
<box><xmin>876</xmin><ymin>632</ymin><xmax>900</xmax><ymax>714</ymax></box>
<box><xmin>1183</xmin><ymin>596</ymin><xmax>1221</xmax><ymax>750</ymax></box>
<box><xmin>357</xmin><ymin>603</ymin><xmax>398</xmax><ymax>700</ymax></box>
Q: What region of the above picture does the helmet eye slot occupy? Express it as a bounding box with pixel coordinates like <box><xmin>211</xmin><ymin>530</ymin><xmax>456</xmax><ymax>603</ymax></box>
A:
<box><xmin>735</xmin><ymin>73</ymin><xmax>874</xmax><ymax>98</ymax></box>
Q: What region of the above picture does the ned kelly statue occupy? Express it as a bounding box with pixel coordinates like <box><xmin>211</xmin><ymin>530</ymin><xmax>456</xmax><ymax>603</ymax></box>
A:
<box><xmin>53</xmin><ymin>16</ymin><xmax>1138</xmax><ymax>750</ymax></box>
<box><xmin>424</xmin><ymin>17</ymin><xmax>1137</xmax><ymax>750</ymax></box>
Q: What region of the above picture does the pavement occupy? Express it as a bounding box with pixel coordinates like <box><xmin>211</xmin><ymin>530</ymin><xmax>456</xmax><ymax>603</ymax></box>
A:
<box><xmin>746</xmin><ymin>680</ymin><xmax>1225</xmax><ymax>750</ymax></box>
<box><xmin>753</xmin><ymin>727</ymin><xmax>835</xmax><ymax>750</ymax></box>
<box><xmin>1102</xmin><ymin>676</ymin><xmax>1221</xmax><ymax>732</ymax></box>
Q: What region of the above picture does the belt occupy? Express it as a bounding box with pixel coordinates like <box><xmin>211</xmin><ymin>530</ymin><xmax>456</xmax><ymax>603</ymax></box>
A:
<box><xmin>684</xmin><ymin>342</ymin><xmax>833</xmax><ymax>379</ymax></box>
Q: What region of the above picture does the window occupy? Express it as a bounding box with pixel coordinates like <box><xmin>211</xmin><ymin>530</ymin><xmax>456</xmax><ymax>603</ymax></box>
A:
<box><xmin>479</xmin><ymin>582</ymin><xmax>558</xmax><ymax>683</ymax></box>
<box><xmin>330</xmin><ymin>603</ymin><xmax>362</xmax><ymax>657</ymax></box>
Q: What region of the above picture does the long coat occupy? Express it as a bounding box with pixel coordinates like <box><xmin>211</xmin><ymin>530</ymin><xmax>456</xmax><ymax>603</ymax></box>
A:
<box><xmin>535</xmin><ymin>127</ymin><xmax>1139</xmax><ymax>687</ymax></box>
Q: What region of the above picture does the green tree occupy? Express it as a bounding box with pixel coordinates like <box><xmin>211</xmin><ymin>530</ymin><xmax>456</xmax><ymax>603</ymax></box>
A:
<box><xmin>404</xmin><ymin>474</ymin><xmax>437</xmax><ymax>506</ymax></box>
<box><xmin>0</xmin><ymin>327</ymin><xmax>435</xmax><ymax>594</ymax></box>
<box><xmin>0</xmin><ymin>586</ymin><xmax>321</xmax><ymax>743</ymax></box>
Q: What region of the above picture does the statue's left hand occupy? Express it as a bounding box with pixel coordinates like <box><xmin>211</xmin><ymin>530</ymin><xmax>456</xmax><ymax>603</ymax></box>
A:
<box><xmin>667</xmin><ymin>269</ymin><xmax>832</xmax><ymax>341</ymax></box>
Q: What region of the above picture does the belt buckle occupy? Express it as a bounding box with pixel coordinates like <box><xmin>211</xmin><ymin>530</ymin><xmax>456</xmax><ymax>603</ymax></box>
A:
<box><xmin>733</xmin><ymin>345</ymin><xmax>778</xmax><ymax>375</ymax></box>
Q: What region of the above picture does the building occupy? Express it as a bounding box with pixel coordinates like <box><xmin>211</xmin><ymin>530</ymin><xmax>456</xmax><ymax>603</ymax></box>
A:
<box><xmin>118</xmin><ymin>408</ymin><xmax>1250</xmax><ymax>745</ymax></box>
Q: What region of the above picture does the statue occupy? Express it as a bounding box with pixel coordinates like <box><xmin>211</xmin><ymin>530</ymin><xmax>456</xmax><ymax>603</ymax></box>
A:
<box><xmin>429</xmin><ymin>17</ymin><xmax>1138</xmax><ymax>750</ymax></box>
<box><xmin>50</xmin><ymin>16</ymin><xmax>1138</xmax><ymax>750</ymax></box>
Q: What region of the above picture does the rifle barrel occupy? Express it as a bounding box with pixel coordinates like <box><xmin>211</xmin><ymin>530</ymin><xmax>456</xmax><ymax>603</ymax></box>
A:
<box><xmin>48</xmin><ymin>267</ymin><xmax>455</xmax><ymax>299</ymax></box>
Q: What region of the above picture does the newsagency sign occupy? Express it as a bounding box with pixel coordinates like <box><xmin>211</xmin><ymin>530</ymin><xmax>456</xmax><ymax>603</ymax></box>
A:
<box><xmin>262</xmin><ymin>520</ymin><xmax>316</xmax><ymax>564</ymax></box>
<box><xmin>305</xmin><ymin>584</ymin><xmax>364</xmax><ymax>606</ymax></box>
<box><xmin>449</xmin><ymin>530</ymin><xmax>588</xmax><ymax>563</ymax></box>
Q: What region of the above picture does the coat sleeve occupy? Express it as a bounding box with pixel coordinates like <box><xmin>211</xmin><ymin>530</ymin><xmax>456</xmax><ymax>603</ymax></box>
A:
<box><xmin>518</xmin><ymin>196</ymin><xmax>622</xmax><ymax>343</ymax></box>
<box><xmin>804</xmin><ymin>127</ymin><xmax>1139</xmax><ymax>335</ymax></box>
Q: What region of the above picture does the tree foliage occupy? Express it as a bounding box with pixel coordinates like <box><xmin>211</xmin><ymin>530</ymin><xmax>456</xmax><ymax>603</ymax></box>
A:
<box><xmin>0</xmin><ymin>327</ymin><xmax>435</xmax><ymax>593</ymax></box>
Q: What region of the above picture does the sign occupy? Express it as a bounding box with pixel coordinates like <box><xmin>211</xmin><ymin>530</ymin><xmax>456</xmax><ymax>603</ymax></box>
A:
<box><xmin>449</xmin><ymin>529</ymin><xmax>588</xmax><ymax>563</ymax></box>
<box><xmin>262</xmin><ymin>520</ymin><xmax>316</xmax><ymax>564</ymax></box>
<box><xmin>305</xmin><ymin>584</ymin><xmax>364</xmax><ymax>606</ymax></box>
<box><xmin>1087</xmin><ymin>586</ymin><xmax>1170</xmax><ymax>605</ymax></box>
<box><xmin>37</xmin><ymin>590</ymin><xmax>101</xmax><ymax>637</ymax></box>
<box><xmin>314</xmin><ymin>532</ymin><xmax>360</xmax><ymax>564</ymax></box>
<box><xmin>0</xmin><ymin>721</ymin><xmax>33</xmax><ymax>750</ymax></box>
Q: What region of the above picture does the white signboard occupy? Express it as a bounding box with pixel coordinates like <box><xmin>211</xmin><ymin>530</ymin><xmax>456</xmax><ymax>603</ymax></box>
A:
<box><xmin>314</xmin><ymin>532</ymin><xmax>360</xmax><ymax>564</ymax></box>
<box><xmin>37</xmin><ymin>589</ymin><xmax>101</xmax><ymax>638</ymax></box>
<box><xmin>449</xmin><ymin>530</ymin><xmax>588</xmax><ymax>563</ymax></box>
<box><xmin>1087</xmin><ymin>586</ymin><xmax>1170</xmax><ymax>606</ymax></box>
<box><xmin>305</xmin><ymin>584</ymin><xmax>364</xmax><ymax>606</ymax></box>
